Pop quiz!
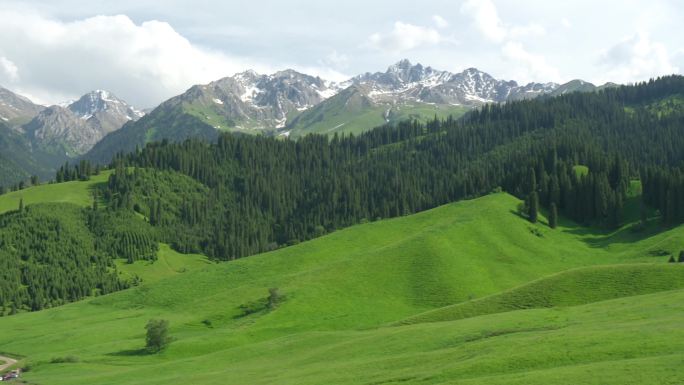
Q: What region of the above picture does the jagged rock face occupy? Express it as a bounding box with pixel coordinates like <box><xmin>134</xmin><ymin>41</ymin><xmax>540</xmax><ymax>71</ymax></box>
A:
<box><xmin>0</xmin><ymin>87</ymin><xmax>45</xmax><ymax>123</ymax></box>
<box><xmin>68</xmin><ymin>90</ymin><xmax>144</xmax><ymax>140</ymax></box>
<box><xmin>24</xmin><ymin>106</ymin><xmax>94</xmax><ymax>156</ymax></box>
<box><xmin>23</xmin><ymin>90</ymin><xmax>143</xmax><ymax>156</ymax></box>
<box><xmin>167</xmin><ymin>69</ymin><xmax>340</xmax><ymax>130</ymax></box>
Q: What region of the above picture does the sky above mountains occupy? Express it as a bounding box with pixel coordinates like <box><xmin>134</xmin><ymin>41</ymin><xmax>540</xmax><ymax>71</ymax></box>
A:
<box><xmin>0</xmin><ymin>0</ymin><xmax>681</xmax><ymax>108</ymax></box>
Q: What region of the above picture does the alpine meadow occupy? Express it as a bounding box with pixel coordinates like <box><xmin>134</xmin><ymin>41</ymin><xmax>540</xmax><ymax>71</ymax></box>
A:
<box><xmin>1</xmin><ymin>1</ymin><xmax>684</xmax><ymax>384</ymax></box>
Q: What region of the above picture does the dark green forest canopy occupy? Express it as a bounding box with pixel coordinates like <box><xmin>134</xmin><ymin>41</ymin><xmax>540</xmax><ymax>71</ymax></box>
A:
<box><xmin>105</xmin><ymin>76</ymin><xmax>684</xmax><ymax>260</ymax></box>
<box><xmin>0</xmin><ymin>203</ymin><xmax>157</xmax><ymax>314</ymax></box>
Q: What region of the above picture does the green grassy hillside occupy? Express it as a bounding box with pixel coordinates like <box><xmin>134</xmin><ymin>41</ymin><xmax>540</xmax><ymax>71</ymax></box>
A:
<box><xmin>1</xmin><ymin>192</ymin><xmax>683</xmax><ymax>384</ymax></box>
<box><xmin>400</xmin><ymin>263</ymin><xmax>684</xmax><ymax>325</ymax></box>
<box><xmin>286</xmin><ymin>86</ymin><xmax>469</xmax><ymax>138</ymax></box>
<box><xmin>0</xmin><ymin>170</ymin><xmax>111</xmax><ymax>214</ymax></box>
<box><xmin>116</xmin><ymin>243</ymin><xmax>212</xmax><ymax>285</ymax></box>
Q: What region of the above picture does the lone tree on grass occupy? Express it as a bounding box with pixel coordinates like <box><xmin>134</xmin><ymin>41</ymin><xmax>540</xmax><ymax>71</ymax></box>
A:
<box><xmin>679</xmin><ymin>250</ymin><xmax>684</xmax><ymax>263</ymax></box>
<box><xmin>145</xmin><ymin>319</ymin><xmax>172</xmax><ymax>352</ymax></box>
<box><xmin>268</xmin><ymin>288</ymin><xmax>282</xmax><ymax>310</ymax></box>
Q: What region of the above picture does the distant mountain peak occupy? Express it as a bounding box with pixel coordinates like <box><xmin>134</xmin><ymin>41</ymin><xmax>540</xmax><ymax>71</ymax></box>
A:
<box><xmin>0</xmin><ymin>86</ymin><xmax>45</xmax><ymax>123</ymax></box>
<box><xmin>68</xmin><ymin>90</ymin><xmax>143</xmax><ymax>120</ymax></box>
<box><xmin>21</xmin><ymin>90</ymin><xmax>144</xmax><ymax>157</ymax></box>
<box><xmin>388</xmin><ymin>58</ymin><xmax>414</xmax><ymax>71</ymax></box>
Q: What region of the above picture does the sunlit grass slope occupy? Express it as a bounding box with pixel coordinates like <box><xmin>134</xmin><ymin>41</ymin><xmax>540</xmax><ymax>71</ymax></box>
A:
<box><xmin>0</xmin><ymin>170</ymin><xmax>111</xmax><ymax>214</ymax></box>
<box><xmin>400</xmin><ymin>263</ymin><xmax>684</xmax><ymax>325</ymax></box>
<box><xmin>116</xmin><ymin>243</ymin><xmax>213</xmax><ymax>285</ymax></box>
<box><xmin>0</xmin><ymin>192</ymin><xmax>682</xmax><ymax>384</ymax></box>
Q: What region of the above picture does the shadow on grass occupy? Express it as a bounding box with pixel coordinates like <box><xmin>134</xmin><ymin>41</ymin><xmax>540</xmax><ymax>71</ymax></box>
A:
<box><xmin>106</xmin><ymin>348</ymin><xmax>151</xmax><ymax>357</ymax></box>
<box><xmin>509</xmin><ymin>204</ymin><xmax>677</xmax><ymax>252</ymax></box>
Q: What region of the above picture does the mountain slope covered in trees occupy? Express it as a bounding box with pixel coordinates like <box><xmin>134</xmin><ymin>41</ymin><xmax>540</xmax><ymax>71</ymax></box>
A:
<box><xmin>103</xmin><ymin>76</ymin><xmax>684</xmax><ymax>260</ymax></box>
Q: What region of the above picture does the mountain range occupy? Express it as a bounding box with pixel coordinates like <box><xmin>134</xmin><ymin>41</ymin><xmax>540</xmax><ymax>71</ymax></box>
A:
<box><xmin>85</xmin><ymin>60</ymin><xmax>615</xmax><ymax>163</ymax></box>
<box><xmin>0</xmin><ymin>60</ymin><xmax>614</xmax><ymax>183</ymax></box>
<box><xmin>0</xmin><ymin>87</ymin><xmax>143</xmax><ymax>184</ymax></box>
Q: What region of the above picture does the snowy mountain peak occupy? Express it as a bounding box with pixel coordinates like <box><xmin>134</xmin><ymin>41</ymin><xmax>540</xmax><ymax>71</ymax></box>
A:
<box><xmin>387</xmin><ymin>59</ymin><xmax>413</xmax><ymax>72</ymax></box>
<box><xmin>68</xmin><ymin>90</ymin><xmax>143</xmax><ymax>121</ymax></box>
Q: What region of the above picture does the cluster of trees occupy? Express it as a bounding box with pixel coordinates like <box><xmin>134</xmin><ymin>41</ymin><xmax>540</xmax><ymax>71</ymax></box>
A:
<box><xmin>0</xmin><ymin>201</ymin><xmax>159</xmax><ymax>315</ymax></box>
<box><xmin>0</xmin><ymin>175</ymin><xmax>42</xmax><ymax>195</ymax></box>
<box><xmin>0</xmin><ymin>204</ymin><xmax>129</xmax><ymax>314</ymax></box>
<box><xmin>521</xmin><ymin>155</ymin><xmax>629</xmax><ymax>228</ymax></box>
<box><xmin>0</xmin><ymin>159</ymin><xmax>101</xmax><ymax>195</ymax></box>
<box><xmin>55</xmin><ymin>160</ymin><xmax>100</xmax><ymax>182</ymax></box>
<box><xmin>100</xmin><ymin>76</ymin><xmax>684</xmax><ymax>260</ymax></box>
<box><xmin>642</xmin><ymin>168</ymin><xmax>684</xmax><ymax>226</ymax></box>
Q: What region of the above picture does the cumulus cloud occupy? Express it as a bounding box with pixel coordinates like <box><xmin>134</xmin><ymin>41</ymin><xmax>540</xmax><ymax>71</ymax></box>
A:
<box><xmin>319</xmin><ymin>50</ymin><xmax>350</xmax><ymax>70</ymax></box>
<box><xmin>365</xmin><ymin>22</ymin><xmax>444</xmax><ymax>54</ymax></box>
<box><xmin>459</xmin><ymin>0</ymin><xmax>558</xmax><ymax>82</ymax></box>
<box><xmin>460</xmin><ymin>0</ymin><xmax>546</xmax><ymax>42</ymax></box>
<box><xmin>432</xmin><ymin>15</ymin><xmax>449</xmax><ymax>29</ymax></box>
<box><xmin>460</xmin><ymin>0</ymin><xmax>507</xmax><ymax>43</ymax></box>
<box><xmin>0</xmin><ymin>57</ymin><xmax>19</xmax><ymax>82</ymax></box>
<box><xmin>599</xmin><ymin>33</ymin><xmax>678</xmax><ymax>83</ymax></box>
<box><xmin>0</xmin><ymin>10</ymin><xmax>270</xmax><ymax>107</ymax></box>
<box><xmin>509</xmin><ymin>23</ymin><xmax>546</xmax><ymax>39</ymax></box>
<box><xmin>502</xmin><ymin>41</ymin><xmax>561</xmax><ymax>82</ymax></box>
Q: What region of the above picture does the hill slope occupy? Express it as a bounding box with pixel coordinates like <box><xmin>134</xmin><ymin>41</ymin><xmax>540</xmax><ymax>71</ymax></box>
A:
<box><xmin>400</xmin><ymin>263</ymin><xmax>684</xmax><ymax>325</ymax></box>
<box><xmin>1</xmin><ymin>192</ymin><xmax>683</xmax><ymax>384</ymax></box>
<box><xmin>0</xmin><ymin>170</ymin><xmax>111</xmax><ymax>214</ymax></box>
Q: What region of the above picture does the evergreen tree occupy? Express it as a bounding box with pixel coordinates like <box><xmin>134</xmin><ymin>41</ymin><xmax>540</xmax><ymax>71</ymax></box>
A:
<box><xmin>679</xmin><ymin>250</ymin><xmax>684</xmax><ymax>263</ymax></box>
<box><xmin>669</xmin><ymin>255</ymin><xmax>676</xmax><ymax>263</ymax></box>
<box><xmin>528</xmin><ymin>168</ymin><xmax>537</xmax><ymax>195</ymax></box>
<box><xmin>528</xmin><ymin>192</ymin><xmax>539</xmax><ymax>223</ymax></box>
<box><xmin>549</xmin><ymin>203</ymin><xmax>558</xmax><ymax>229</ymax></box>
<box><xmin>18</xmin><ymin>198</ymin><xmax>24</xmax><ymax>213</ymax></box>
<box><xmin>640</xmin><ymin>198</ymin><xmax>648</xmax><ymax>229</ymax></box>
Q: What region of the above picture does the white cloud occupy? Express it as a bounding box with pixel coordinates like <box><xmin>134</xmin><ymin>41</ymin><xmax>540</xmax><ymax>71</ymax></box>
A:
<box><xmin>460</xmin><ymin>0</ymin><xmax>507</xmax><ymax>43</ymax></box>
<box><xmin>561</xmin><ymin>18</ymin><xmax>572</xmax><ymax>28</ymax></box>
<box><xmin>0</xmin><ymin>10</ymin><xmax>271</xmax><ymax>107</ymax></box>
<box><xmin>460</xmin><ymin>0</ymin><xmax>546</xmax><ymax>43</ymax></box>
<box><xmin>598</xmin><ymin>33</ymin><xmax>678</xmax><ymax>83</ymax></box>
<box><xmin>432</xmin><ymin>15</ymin><xmax>449</xmax><ymax>29</ymax></box>
<box><xmin>509</xmin><ymin>23</ymin><xmax>546</xmax><ymax>39</ymax></box>
<box><xmin>0</xmin><ymin>57</ymin><xmax>19</xmax><ymax>82</ymax></box>
<box><xmin>365</xmin><ymin>22</ymin><xmax>444</xmax><ymax>54</ymax></box>
<box><xmin>502</xmin><ymin>41</ymin><xmax>561</xmax><ymax>82</ymax></box>
<box><xmin>319</xmin><ymin>50</ymin><xmax>350</xmax><ymax>70</ymax></box>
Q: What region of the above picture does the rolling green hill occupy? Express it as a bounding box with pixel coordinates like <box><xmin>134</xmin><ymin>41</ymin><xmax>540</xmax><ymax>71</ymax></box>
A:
<box><xmin>0</xmin><ymin>170</ymin><xmax>111</xmax><ymax>214</ymax></box>
<box><xmin>1</xmin><ymin>192</ymin><xmax>683</xmax><ymax>384</ymax></box>
<box><xmin>285</xmin><ymin>85</ymin><xmax>469</xmax><ymax>138</ymax></box>
<box><xmin>400</xmin><ymin>263</ymin><xmax>684</xmax><ymax>325</ymax></box>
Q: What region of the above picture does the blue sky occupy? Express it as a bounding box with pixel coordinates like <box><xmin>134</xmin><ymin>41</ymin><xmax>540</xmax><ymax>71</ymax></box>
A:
<box><xmin>0</xmin><ymin>0</ymin><xmax>681</xmax><ymax>107</ymax></box>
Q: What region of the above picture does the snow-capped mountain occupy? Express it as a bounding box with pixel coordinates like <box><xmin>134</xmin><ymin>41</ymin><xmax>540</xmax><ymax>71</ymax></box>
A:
<box><xmin>0</xmin><ymin>86</ymin><xmax>45</xmax><ymax>123</ymax></box>
<box><xmin>166</xmin><ymin>69</ymin><xmax>340</xmax><ymax>130</ymax></box>
<box><xmin>23</xmin><ymin>90</ymin><xmax>143</xmax><ymax>156</ymax></box>
<box><xmin>86</xmin><ymin>60</ymin><xmax>602</xmax><ymax>162</ymax></box>
<box><xmin>69</xmin><ymin>90</ymin><xmax>144</xmax><ymax>121</ymax></box>
<box><xmin>350</xmin><ymin>59</ymin><xmax>559</xmax><ymax>105</ymax></box>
